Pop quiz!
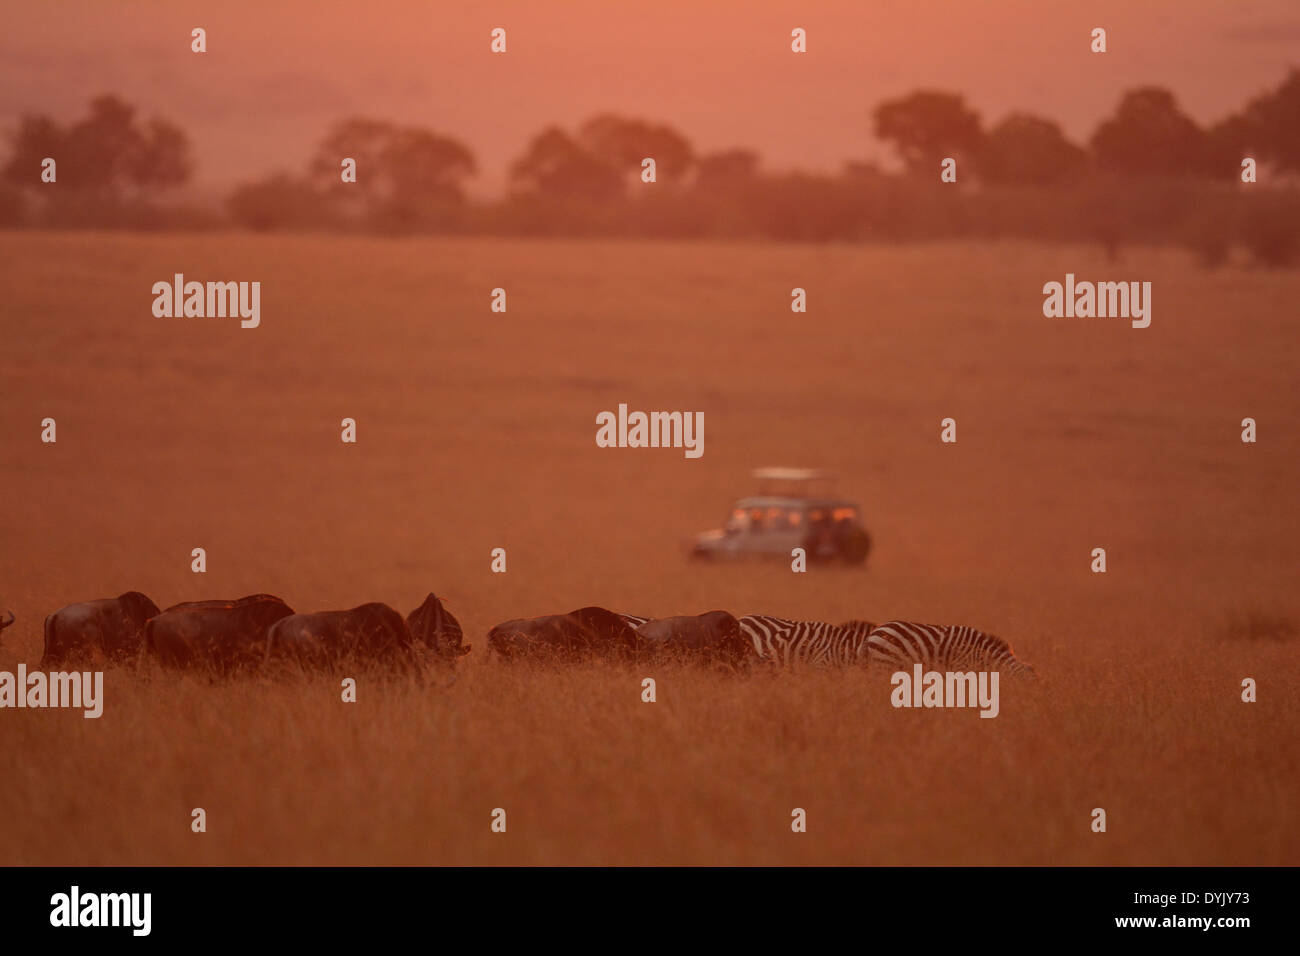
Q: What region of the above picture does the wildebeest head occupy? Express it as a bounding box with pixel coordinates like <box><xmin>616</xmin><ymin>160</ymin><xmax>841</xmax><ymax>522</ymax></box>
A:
<box><xmin>117</xmin><ymin>591</ymin><xmax>161</xmax><ymax>627</ymax></box>
<box><xmin>407</xmin><ymin>593</ymin><xmax>469</xmax><ymax>659</ymax></box>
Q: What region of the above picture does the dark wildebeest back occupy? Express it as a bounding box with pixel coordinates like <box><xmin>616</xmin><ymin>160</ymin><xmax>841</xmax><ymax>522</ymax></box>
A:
<box><xmin>266</xmin><ymin>602</ymin><xmax>417</xmax><ymax>670</ymax></box>
<box><xmin>568</xmin><ymin>607</ymin><xmax>640</xmax><ymax>656</ymax></box>
<box><xmin>487</xmin><ymin>606</ymin><xmax>640</xmax><ymax>661</ymax></box>
<box><xmin>406</xmin><ymin>593</ymin><xmax>469</xmax><ymax>661</ymax></box>
<box><xmin>635</xmin><ymin>611</ymin><xmax>748</xmax><ymax>665</ymax></box>
<box><xmin>487</xmin><ymin>615</ymin><xmax>566</xmax><ymax>659</ymax></box>
<box><xmin>145</xmin><ymin>593</ymin><xmax>293</xmax><ymax>673</ymax></box>
<box><xmin>42</xmin><ymin>591</ymin><xmax>161</xmax><ymax>667</ymax></box>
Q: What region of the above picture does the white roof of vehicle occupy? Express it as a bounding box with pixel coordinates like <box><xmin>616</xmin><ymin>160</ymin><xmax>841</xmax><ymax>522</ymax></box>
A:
<box><xmin>751</xmin><ymin>467</ymin><xmax>835</xmax><ymax>482</ymax></box>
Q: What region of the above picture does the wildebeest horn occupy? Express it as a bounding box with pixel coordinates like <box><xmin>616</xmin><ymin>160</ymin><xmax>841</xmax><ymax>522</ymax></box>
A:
<box><xmin>0</xmin><ymin>610</ymin><xmax>14</xmax><ymax>631</ymax></box>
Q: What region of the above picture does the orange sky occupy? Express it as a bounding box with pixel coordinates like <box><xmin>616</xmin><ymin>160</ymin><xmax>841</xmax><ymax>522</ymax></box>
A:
<box><xmin>3</xmin><ymin>0</ymin><xmax>1297</xmax><ymax>197</ymax></box>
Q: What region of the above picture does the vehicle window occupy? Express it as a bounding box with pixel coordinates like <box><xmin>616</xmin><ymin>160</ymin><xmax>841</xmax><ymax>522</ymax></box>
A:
<box><xmin>807</xmin><ymin>508</ymin><xmax>834</xmax><ymax>545</ymax></box>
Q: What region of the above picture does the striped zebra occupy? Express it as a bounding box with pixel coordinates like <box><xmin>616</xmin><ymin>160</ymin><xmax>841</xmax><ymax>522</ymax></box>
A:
<box><xmin>738</xmin><ymin>615</ymin><xmax>876</xmax><ymax>667</ymax></box>
<box><xmin>864</xmin><ymin>621</ymin><xmax>1034</xmax><ymax>676</ymax></box>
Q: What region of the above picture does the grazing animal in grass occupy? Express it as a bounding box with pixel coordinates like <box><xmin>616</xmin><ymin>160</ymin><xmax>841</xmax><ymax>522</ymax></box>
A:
<box><xmin>266</xmin><ymin>602</ymin><xmax>418</xmax><ymax>671</ymax></box>
<box><xmin>635</xmin><ymin>611</ymin><xmax>749</xmax><ymax>665</ymax></box>
<box><xmin>145</xmin><ymin>594</ymin><xmax>294</xmax><ymax>673</ymax></box>
<box><xmin>42</xmin><ymin>592</ymin><xmax>161</xmax><ymax>667</ymax></box>
<box><xmin>487</xmin><ymin>606</ymin><xmax>639</xmax><ymax>661</ymax></box>
<box><xmin>865</xmin><ymin>621</ymin><xmax>1034</xmax><ymax>676</ymax></box>
<box><xmin>406</xmin><ymin>593</ymin><xmax>470</xmax><ymax>662</ymax></box>
<box><xmin>737</xmin><ymin>615</ymin><xmax>876</xmax><ymax>667</ymax></box>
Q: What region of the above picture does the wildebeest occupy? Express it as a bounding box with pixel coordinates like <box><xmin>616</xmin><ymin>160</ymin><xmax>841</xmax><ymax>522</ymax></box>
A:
<box><xmin>407</xmin><ymin>593</ymin><xmax>470</xmax><ymax>661</ymax></box>
<box><xmin>144</xmin><ymin>594</ymin><xmax>294</xmax><ymax>672</ymax></box>
<box><xmin>42</xmin><ymin>591</ymin><xmax>161</xmax><ymax>667</ymax></box>
<box><xmin>265</xmin><ymin>602</ymin><xmax>418</xmax><ymax>671</ymax></box>
<box><xmin>634</xmin><ymin>611</ymin><xmax>749</xmax><ymax>666</ymax></box>
<box><xmin>487</xmin><ymin>606</ymin><xmax>640</xmax><ymax>661</ymax></box>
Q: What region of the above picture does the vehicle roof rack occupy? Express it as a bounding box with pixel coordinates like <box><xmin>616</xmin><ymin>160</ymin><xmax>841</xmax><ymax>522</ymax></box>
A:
<box><xmin>752</xmin><ymin>467</ymin><xmax>834</xmax><ymax>482</ymax></box>
<box><xmin>752</xmin><ymin>467</ymin><xmax>836</xmax><ymax>495</ymax></box>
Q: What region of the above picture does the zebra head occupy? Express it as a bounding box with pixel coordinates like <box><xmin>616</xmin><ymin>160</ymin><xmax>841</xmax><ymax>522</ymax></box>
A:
<box><xmin>982</xmin><ymin>631</ymin><xmax>1034</xmax><ymax>677</ymax></box>
<box><xmin>1000</xmin><ymin>640</ymin><xmax>1036</xmax><ymax>678</ymax></box>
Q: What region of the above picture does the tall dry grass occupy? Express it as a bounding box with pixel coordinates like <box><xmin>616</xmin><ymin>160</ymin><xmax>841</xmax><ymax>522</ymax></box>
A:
<box><xmin>0</xmin><ymin>648</ymin><xmax>1294</xmax><ymax>865</ymax></box>
<box><xmin>0</xmin><ymin>232</ymin><xmax>1297</xmax><ymax>864</ymax></box>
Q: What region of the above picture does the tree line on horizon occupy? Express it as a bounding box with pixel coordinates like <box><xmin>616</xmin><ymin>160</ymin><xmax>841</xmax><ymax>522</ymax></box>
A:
<box><xmin>2</xmin><ymin>69</ymin><xmax>1299</xmax><ymax>265</ymax></box>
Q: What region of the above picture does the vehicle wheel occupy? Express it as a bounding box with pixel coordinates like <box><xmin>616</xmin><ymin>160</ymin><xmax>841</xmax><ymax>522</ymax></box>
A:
<box><xmin>836</xmin><ymin>525</ymin><xmax>871</xmax><ymax>565</ymax></box>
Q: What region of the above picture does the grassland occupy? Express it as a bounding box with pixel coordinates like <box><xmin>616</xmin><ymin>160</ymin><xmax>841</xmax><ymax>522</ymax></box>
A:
<box><xmin>1</xmin><ymin>231</ymin><xmax>1297</xmax><ymax>864</ymax></box>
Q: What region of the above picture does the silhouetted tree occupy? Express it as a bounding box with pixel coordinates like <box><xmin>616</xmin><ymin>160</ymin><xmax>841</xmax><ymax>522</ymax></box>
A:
<box><xmin>2</xmin><ymin>94</ymin><xmax>191</xmax><ymax>196</ymax></box>
<box><xmin>0</xmin><ymin>183</ymin><xmax>22</xmax><ymax>225</ymax></box>
<box><xmin>2</xmin><ymin>116</ymin><xmax>64</xmax><ymax>187</ymax></box>
<box><xmin>381</xmin><ymin>128</ymin><xmax>476</xmax><ymax>202</ymax></box>
<box><xmin>873</xmin><ymin>91</ymin><xmax>984</xmax><ymax>176</ymax></box>
<box><xmin>508</xmin><ymin>126</ymin><xmax>624</xmax><ymax>202</ymax></box>
<box><xmin>694</xmin><ymin>149</ymin><xmax>760</xmax><ymax>187</ymax></box>
<box><xmin>577</xmin><ymin>114</ymin><xmax>694</xmax><ymax>185</ymax></box>
<box><xmin>1204</xmin><ymin>112</ymin><xmax>1261</xmax><ymax>180</ymax></box>
<box><xmin>977</xmin><ymin>113</ymin><xmax>1087</xmax><ymax>185</ymax></box>
<box><xmin>1241</xmin><ymin>190</ymin><xmax>1300</xmax><ymax>266</ymax></box>
<box><xmin>227</xmin><ymin>172</ymin><xmax>329</xmax><ymax>232</ymax></box>
<box><xmin>1238</xmin><ymin>67</ymin><xmax>1300</xmax><ymax>174</ymax></box>
<box><xmin>308</xmin><ymin>118</ymin><xmax>475</xmax><ymax>229</ymax></box>
<box><xmin>1090</xmin><ymin>87</ymin><xmax>1210</xmax><ymax>178</ymax></box>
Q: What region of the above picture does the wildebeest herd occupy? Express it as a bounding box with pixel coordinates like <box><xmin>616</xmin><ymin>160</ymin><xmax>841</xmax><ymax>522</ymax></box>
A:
<box><xmin>26</xmin><ymin>591</ymin><xmax>465</xmax><ymax>674</ymax></box>
<box><xmin>2</xmin><ymin>591</ymin><xmax>1034</xmax><ymax>676</ymax></box>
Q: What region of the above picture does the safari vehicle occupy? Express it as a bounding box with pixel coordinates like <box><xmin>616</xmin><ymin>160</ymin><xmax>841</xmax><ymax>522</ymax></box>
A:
<box><xmin>690</xmin><ymin>468</ymin><xmax>872</xmax><ymax>565</ymax></box>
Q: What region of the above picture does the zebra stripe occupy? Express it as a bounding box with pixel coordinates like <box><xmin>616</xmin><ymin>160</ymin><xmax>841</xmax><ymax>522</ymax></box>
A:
<box><xmin>865</xmin><ymin>621</ymin><xmax>1034</xmax><ymax>676</ymax></box>
<box><xmin>737</xmin><ymin>615</ymin><xmax>876</xmax><ymax>667</ymax></box>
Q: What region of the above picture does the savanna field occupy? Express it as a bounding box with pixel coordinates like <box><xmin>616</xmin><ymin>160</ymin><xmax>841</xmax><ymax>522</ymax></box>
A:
<box><xmin>0</xmin><ymin>230</ymin><xmax>1297</xmax><ymax>864</ymax></box>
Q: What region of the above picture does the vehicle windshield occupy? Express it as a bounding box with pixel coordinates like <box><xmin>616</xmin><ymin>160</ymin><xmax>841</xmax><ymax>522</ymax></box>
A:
<box><xmin>725</xmin><ymin>504</ymin><xmax>809</xmax><ymax>533</ymax></box>
<box><xmin>805</xmin><ymin>505</ymin><xmax>859</xmax><ymax>539</ymax></box>
<box><xmin>725</xmin><ymin>507</ymin><xmax>749</xmax><ymax>532</ymax></box>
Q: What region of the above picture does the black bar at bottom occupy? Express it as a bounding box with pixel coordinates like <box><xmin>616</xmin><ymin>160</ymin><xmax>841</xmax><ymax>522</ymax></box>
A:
<box><xmin>1</xmin><ymin>866</ymin><xmax>1283</xmax><ymax>943</ymax></box>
